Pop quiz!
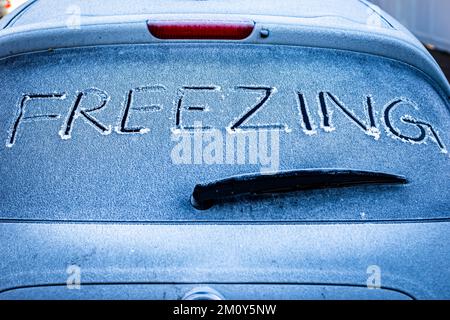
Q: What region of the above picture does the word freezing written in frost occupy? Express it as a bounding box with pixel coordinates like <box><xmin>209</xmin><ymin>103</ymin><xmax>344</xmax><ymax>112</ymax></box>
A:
<box><xmin>4</xmin><ymin>86</ymin><xmax>448</xmax><ymax>155</ymax></box>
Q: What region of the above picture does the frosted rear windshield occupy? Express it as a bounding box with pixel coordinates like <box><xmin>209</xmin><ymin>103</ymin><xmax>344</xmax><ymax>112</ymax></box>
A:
<box><xmin>0</xmin><ymin>44</ymin><xmax>449</xmax><ymax>222</ymax></box>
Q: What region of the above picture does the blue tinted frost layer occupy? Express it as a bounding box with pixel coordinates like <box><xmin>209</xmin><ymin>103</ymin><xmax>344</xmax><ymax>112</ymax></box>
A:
<box><xmin>0</xmin><ymin>44</ymin><xmax>449</xmax><ymax>222</ymax></box>
<box><xmin>2</xmin><ymin>0</ymin><xmax>392</xmax><ymax>29</ymax></box>
<box><xmin>0</xmin><ymin>0</ymin><xmax>449</xmax><ymax>301</ymax></box>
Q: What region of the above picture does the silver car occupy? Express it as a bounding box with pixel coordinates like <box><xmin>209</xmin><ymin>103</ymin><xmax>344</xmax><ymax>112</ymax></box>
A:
<box><xmin>0</xmin><ymin>0</ymin><xmax>449</xmax><ymax>300</ymax></box>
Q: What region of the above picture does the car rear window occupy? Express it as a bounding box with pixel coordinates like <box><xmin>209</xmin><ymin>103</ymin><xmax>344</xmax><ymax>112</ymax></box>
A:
<box><xmin>0</xmin><ymin>44</ymin><xmax>449</xmax><ymax>222</ymax></box>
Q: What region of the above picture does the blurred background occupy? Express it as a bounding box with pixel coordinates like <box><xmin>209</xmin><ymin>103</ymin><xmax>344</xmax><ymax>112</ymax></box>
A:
<box><xmin>0</xmin><ymin>0</ymin><xmax>448</xmax><ymax>78</ymax></box>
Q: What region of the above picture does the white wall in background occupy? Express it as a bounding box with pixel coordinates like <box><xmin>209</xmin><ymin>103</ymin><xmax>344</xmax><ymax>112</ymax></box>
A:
<box><xmin>371</xmin><ymin>0</ymin><xmax>450</xmax><ymax>52</ymax></box>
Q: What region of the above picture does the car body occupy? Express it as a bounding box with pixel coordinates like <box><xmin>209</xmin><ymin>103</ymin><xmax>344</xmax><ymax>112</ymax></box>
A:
<box><xmin>0</xmin><ymin>0</ymin><xmax>449</xmax><ymax>300</ymax></box>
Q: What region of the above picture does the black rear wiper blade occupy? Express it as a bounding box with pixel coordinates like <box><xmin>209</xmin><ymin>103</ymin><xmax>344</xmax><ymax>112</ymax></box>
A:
<box><xmin>191</xmin><ymin>169</ymin><xmax>408</xmax><ymax>210</ymax></box>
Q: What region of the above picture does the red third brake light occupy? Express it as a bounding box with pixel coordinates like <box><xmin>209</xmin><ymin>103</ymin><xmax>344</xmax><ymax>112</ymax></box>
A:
<box><xmin>147</xmin><ymin>20</ymin><xmax>255</xmax><ymax>40</ymax></box>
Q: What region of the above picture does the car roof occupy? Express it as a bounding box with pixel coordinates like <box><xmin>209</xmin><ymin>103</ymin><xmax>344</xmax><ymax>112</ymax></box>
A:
<box><xmin>0</xmin><ymin>0</ymin><xmax>449</xmax><ymax>96</ymax></box>
<box><xmin>2</xmin><ymin>0</ymin><xmax>394</xmax><ymax>29</ymax></box>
